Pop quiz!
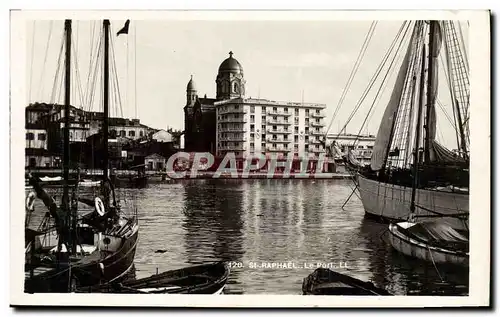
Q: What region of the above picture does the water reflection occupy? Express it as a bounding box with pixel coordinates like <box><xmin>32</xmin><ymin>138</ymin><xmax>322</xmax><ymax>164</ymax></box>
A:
<box><xmin>26</xmin><ymin>179</ymin><xmax>468</xmax><ymax>295</ymax></box>
<box><xmin>182</xmin><ymin>180</ymin><xmax>245</xmax><ymax>293</ymax></box>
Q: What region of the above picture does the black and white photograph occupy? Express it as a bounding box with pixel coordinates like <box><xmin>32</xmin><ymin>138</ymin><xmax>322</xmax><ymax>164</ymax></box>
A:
<box><xmin>9</xmin><ymin>9</ymin><xmax>490</xmax><ymax>307</ymax></box>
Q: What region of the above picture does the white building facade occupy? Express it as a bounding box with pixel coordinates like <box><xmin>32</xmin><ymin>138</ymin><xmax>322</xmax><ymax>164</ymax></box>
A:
<box><xmin>215</xmin><ymin>98</ymin><xmax>326</xmax><ymax>158</ymax></box>
<box><xmin>326</xmin><ymin>132</ymin><xmax>376</xmax><ymax>165</ymax></box>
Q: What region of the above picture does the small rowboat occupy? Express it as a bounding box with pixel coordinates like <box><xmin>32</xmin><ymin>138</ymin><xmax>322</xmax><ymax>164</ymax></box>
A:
<box><xmin>77</xmin><ymin>262</ymin><xmax>230</xmax><ymax>294</ymax></box>
<box><xmin>302</xmin><ymin>268</ymin><xmax>391</xmax><ymax>295</ymax></box>
<box><xmin>387</xmin><ymin>220</ymin><xmax>469</xmax><ymax>267</ymax></box>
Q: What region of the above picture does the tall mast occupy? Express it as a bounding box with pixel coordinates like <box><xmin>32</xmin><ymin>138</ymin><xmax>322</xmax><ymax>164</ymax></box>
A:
<box><xmin>62</xmin><ymin>19</ymin><xmax>72</xmax><ymax>225</ymax></box>
<box><xmin>410</xmin><ymin>45</ymin><xmax>427</xmax><ymax>213</ymax></box>
<box><xmin>103</xmin><ymin>20</ymin><xmax>110</xmax><ymax>181</ymax></box>
<box><xmin>423</xmin><ymin>21</ymin><xmax>436</xmax><ymax>164</ymax></box>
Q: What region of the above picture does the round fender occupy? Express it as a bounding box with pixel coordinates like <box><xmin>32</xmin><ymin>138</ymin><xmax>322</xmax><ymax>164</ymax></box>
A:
<box><xmin>94</xmin><ymin>197</ymin><xmax>105</xmax><ymax>216</ymax></box>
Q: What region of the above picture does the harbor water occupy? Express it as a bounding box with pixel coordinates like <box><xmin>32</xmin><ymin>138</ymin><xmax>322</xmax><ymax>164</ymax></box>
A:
<box><xmin>27</xmin><ymin>179</ymin><xmax>469</xmax><ymax>295</ymax></box>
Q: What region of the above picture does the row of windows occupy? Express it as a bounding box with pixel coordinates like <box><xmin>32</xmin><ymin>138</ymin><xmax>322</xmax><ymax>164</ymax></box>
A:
<box><xmin>26</xmin><ymin>133</ymin><xmax>46</xmax><ymax>141</ymax></box>
<box><xmin>110</xmin><ymin>129</ymin><xmax>143</xmax><ymax>137</ymax></box>
<box><xmin>250</xmin><ymin>106</ymin><xmax>321</xmax><ymax>114</ymax></box>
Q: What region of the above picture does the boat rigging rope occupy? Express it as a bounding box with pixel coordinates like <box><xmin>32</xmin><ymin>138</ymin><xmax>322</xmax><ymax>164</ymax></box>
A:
<box><xmin>134</xmin><ymin>23</ymin><xmax>138</xmax><ymax>119</ymax></box>
<box><xmin>426</xmin><ymin>244</ymin><xmax>444</xmax><ymax>282</ymax></box>
<box><xmin>50</xmin><ymin>28</ymin><xmax>65</xmax><ymax>104</ymax></box>
<box><xmin>333</xmin><ymin>22</ymin><xmax>410</xmax><ymax>143</ymax></box>
<box><xmin>353</xmin><ymin>25</ymin><xmax>412</xmax><ymax>146</ymax></box>
<box><xmin>36</xmin><ymin>21</ymin><xmax>54</xmax><ymax>101</ymax></box>
<box><xmin>110</xmin><ymin>33</ymin><xmax>124</xmax><ymax>118</ymax></box>
<box><xmin>324</xmin><ymin>21</ymin><xmax>377</xmax><ymax>137</ymax></box>
<box><xmin>28</xmin><ymin>21</ymin><xmax>37</xmax><ymax>102</ymax></box>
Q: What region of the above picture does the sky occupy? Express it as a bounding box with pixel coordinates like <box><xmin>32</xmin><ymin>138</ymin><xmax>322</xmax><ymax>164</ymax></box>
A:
<box><xmin>26</xmin><ymin>19</ymin><xmax>469</xmax><ymax>149</ymax></box>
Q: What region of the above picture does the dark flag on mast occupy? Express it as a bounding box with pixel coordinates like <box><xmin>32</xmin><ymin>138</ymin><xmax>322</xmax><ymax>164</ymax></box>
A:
<box><xmin>116</xmin><ymin>20</ymin><xmax>130</xmax><ymax>36</ymax></box>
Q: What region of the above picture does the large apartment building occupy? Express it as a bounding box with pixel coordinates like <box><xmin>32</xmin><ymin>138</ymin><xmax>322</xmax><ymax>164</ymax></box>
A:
<box><xmin>215</xmin><ymin>98</ymin><xmax>326</xmax><ymax>158</ymax></box>
<box><xmin>184</xmin><ymin>51</ymin><xmax>327</xmax><ymax>158</ymax></box>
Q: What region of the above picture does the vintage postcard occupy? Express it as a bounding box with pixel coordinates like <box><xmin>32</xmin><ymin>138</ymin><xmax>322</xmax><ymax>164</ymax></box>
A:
<box><xmin>10</xmin><ymin>9</ymin><xmax>490</xmax><ymax>307</ymax></box>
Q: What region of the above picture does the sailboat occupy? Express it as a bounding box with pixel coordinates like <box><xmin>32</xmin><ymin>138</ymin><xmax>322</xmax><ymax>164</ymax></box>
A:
<box><xmin>339</xmin><ymin>21</ymin><xmax>470</xmax><ymax>231</ymax></box>
<box><xmin>25</xmin><ymin>20</ymin><xmax>139</xmax><ymax>293</ymax></box>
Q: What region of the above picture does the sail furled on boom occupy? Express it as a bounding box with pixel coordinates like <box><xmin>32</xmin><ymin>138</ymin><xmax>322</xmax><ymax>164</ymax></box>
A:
<box><xmin>370</xmin><ymin>23</ymin><xmax>419</xmax><ymax>171</ymax></box>
<box><xmin>426</xmin><ymin>22</ymin><xmax>442</xmax><ymax>145</ymax></box>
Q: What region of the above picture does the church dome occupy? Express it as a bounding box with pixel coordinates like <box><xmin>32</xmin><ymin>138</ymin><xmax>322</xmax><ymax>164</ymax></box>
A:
<box><xmin>186</xmin><ymin>75</ymin><xmax>196</xmax><ymax>91</ymax></box>
<box><xmin>218</xmin><ymin>51</ymin><xmax>244</xmax><ymax>75</ymax></box>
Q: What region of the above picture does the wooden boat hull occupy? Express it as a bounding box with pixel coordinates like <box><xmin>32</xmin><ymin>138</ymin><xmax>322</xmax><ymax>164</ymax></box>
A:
<box><xmin>77</xmin><ymin>262</ymin><xmax>230</xmax><ymax>294</ymax></box>
<box><xmin>387</xmin><ymin>222</ymin><xmax>469</xmax><ymax>267</ymax></box>
<box><xmin>358</xmin><ymin>174</ymin><xmax>469</xmax><ymax>231</ymax></box>
<box><xmin>24</xmin><ymin>222</ymin><xmax>139</xmax><ymax>293</ymax></box>
<box><xmin>302</xmin><ymin>268</ymin><xmax>391</xmax><ymax>295</ymax></box>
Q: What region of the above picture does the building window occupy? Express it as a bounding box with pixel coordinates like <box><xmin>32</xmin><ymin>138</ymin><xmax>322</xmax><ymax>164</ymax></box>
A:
<box><xmin>69</xmin><ymin>132</ymin><xmax>73</xmax><ymax>139</ymax></box>
<box><xmin>305</xmin><ymin>109</ymin><xmax>310</xmax><ymax>115</ymax></box>
<box><xmin>26</xmin><ymin>132</ymin><xmax>35</xmax><ymax>140</ymax></box>
<box><xmin>261</xmin><ymin>125</ymin><xmax>265</xmax><ymax>131</ymax></box>
<box><xmin>305</xmin><ymin>118</ymin><xmax>310</xmax><ymax>123</ymax></box>
<box><xmin>273</xmin><ymin>143</ymin><xmax>277</xmax><ymax>149</ymax></box>
<box><xmin>140</xmin><ymin>131</ymin><xmax>144</xmax><ymax>137</ymax></box>
<box><xmin>250</xmin><ymin>124</ymin><xmax>255</xmax><ymax>132</ymax></box>
<box><xmin>316</xmin><ymin>109</ymin><xmax>320</xmax><ymax>114</ymax></box>
<box><xmin>284</xmin><ymin>135</ymin><xmax>288</xmax><ymax>141</ymax></box>
<box><xmin>295</xmin><ymin>108</ymin><xmax>299</xmax><ymax>115</ymax></box>
<box><xmin>262</xmin><ymin>106</ymin><xmax>266</xmax><ymax>111</ymax></box>
<box><xmin>120</xmin><ymin>130</ymin><xmax>126</xmax><ymax>137</ymax></box>
<box><xmin>262</xmin><ymin>115</ymin><xmax>266</xmax><ymax>122</ymax></box>
<box><xmin>250</xmin><ymin>133</ymin><xmax>255</xmax><ymax>140</ymax></box>
<box><xmin>305</xmin><ymin>127</ymin><xmax>309</xmax><ymax>133</ymax></box>
<box><xmin>273</xmin><ymin>107</ymin><xmax>277</xmax><ymax>112</ymax></box>
<box><xmin>316</xmin><ymin>118</ymin><xmax>320</xmax><ymax>123</ymax></box>
<box><xmin>284</xmin><ymin>117</ymin><xmax>288</xmax><ymax>122</ymax></box>
<box><xmin>294</xmin><ymin>144</ymin><xmax>298</xmax><ymax>149</ymax></box>
<box><xmin>305</xmin><ymin>136</ymin><xmax>309</xmax><ymax>141</ymax></box>
<box><xmin>262</xmin><ymin>134</ymin><xmax>266</xmax><ymax>139</ymax></box>
<box><xmin>250</xmin><ymin>115</ymin><xmax>255</xmax><ymax>123</ymax></box>
<box><xmin>294</xmin><ymin>126</ymin><xmax>299</xmax><ymax>133</ymax></box>
<box><xmin>294</xmin><ymin>117</ymin><xmax>299</xmax><ymax>124</ymax></box>
<box><xmin>273</xmin><ymin>126</ymin><xmax>277</xmax><ymax>131</ymax></box>
<box><xmin>272</xmin><ymin>135</ymin><xmax>277</xmax><ymax>140</ymax></box>
<box><xmin>250</xmin><ymin>142</ymin><xmax>255</xmax><ymax>148</ymax></box>
<box><xmin>294</xmin><ymin>135</ymin><xmax>298</xmax><ymax>142</ymax></box>
<box><xmin>129</xmin><ymin>131</ymin><xmax>136</xmax><ymax>137</ymax></box>
<box><xmin>250</xmin><ymin>106</ymin><xmax>255</xmax><ymax>113</ymax></box>
<box><xmin>284</xmin><ymin>107</ymin><xmax>288</xmax><ymax>113</ymax></box>
<box><xmin>273</xmin><ymin>116</ymin><xmax>277</xmax><ymax>120</ymax></box>
<box><xmin>235</xmin><ymin>105</ymin><xmax>239</xmax><ymax>109</ymax></box>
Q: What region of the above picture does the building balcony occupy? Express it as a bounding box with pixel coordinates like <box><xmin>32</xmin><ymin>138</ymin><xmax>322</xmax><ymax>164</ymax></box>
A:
<box><xmin>310</xmin><ymin>129</ymin><xmax>325</xmax><ymax>135</ymax></box>
<box><xmin>266</xmin><ymin>110</ymin><xmax>292</xmax><ymax>117</ymax></box>
<box><xmin>266</xmin><ymin>138</ymin><xmax>291</xmax><ymax>143</ymax></box>
<box><xmin>218</xmin><ymin>117</ymin><xmax>247</xmax><ymax>123</ymax></box>
<box><xmin>219</xmin><ymin>136</ymin><xmax>247</xmax><ymax>142</ymax></box>
<box><xmin>218</xmin><ymin>108</ymin><xmax>248</xmax><ymax>115</ymax></box>
<box><xmin>308</xmin><ymin>138</ymin><xmax>323</xmax><ymax>144</ymax></box>
<box><xmin>218</xmin><ymin>126</ymin><xmax>247</xmax><ymax>133</ymax></box>
<box><xmin>266</xmin><ymin>146</ymin><xmax>291</xmax><ymax>152</ymax></box>
<box><xmin>218</xmin><ymin>145</ymin><xmax>247</xmax><ymax>151</ymax></box>
<box><xmin>310</xmin><ymin>121</ymin><xmax>324</xmax><ymax>127</ymax></box>
<box><xmin>311</xmin><ymin>112</ymin><xmax>326</xmax><ymax>118</ymax></box>
<box><xmin>267</xmin><ymin>119</ymin><xmax>292</xmax><ymax>125</ymax></box>
<box><xmin>266</xmin><ymin>128</ymin><xmax>292</xmax><ymax>134</ymax></box>
<box><xmin>310</xmin><ymin>147</ymin><xmax>325</xmax><ymax>153</ymax></box>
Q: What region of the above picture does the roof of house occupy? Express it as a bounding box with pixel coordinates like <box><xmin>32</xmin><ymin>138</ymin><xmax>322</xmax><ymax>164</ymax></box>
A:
<box><xmin>145</xmin><ymin>153</ymin><xmax>165</xmax><ymax>160</ymax></box>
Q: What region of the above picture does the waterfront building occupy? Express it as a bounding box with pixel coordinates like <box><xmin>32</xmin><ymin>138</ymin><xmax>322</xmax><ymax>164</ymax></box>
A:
<box><xmin>184</xmin><ymin>51</ymin><xmax>327</xmax><ymax>159</ymax></box>
<box><xmin>326</xmin><ymin>132</ymin><xmax>376</xmax><ymax>165</ymax></box>
<box><xmin>25</xmin><ymin>102</ymin><xmax>157</xmax><ymax>168</ymax></box>
<box><xmin>216</xmin><ymin>98</ymin><xmax>326</xmax><ymax>158</ymax></box>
